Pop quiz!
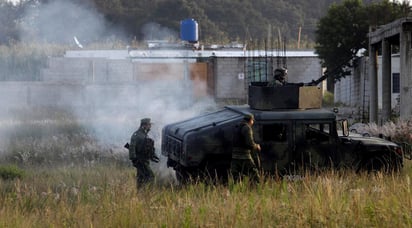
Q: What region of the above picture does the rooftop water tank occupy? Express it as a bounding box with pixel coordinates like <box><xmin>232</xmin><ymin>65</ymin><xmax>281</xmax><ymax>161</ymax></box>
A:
<box><xmin>180</xmin><ymin>18</ymin><xmax>198</xmax><ymax>43</ymax></box>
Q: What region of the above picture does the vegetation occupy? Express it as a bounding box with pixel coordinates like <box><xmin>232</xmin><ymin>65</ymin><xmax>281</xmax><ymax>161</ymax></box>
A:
<box><xmin>1</xmin><ymin>1</ymin><xmax>412</xmax><ymax>226</ymax></box>
<box><xmin>0</xmin><ymin>164</ymin><xmax>25</xmax><ymax>180</ymax></box>
<box><xmin>0</xmin><ymin>107</ymin><xmax>128</xmax><ymax>167</ymax></box>
<box><xmin>357</xmin><ymin>119</ymin><xmax>412</xmax><ymax>143</ymax></box>
<box><xmin>322</xmin><ymin>90</ymin><xmax>335</xmax><ymax>107</ymax></box>
<box><xmin>315</xmin><ymin>0</ymin><xmax>411</xmax><ymax>90</ymax></box>
<box><xmin>1</xmin><ymin>162</ymin><xmax>412</xmax><ymax>227</ymax></box>
<box><xmin>0</xmin><ymin>107</ymin><xmax>412</xmax><ymax>226</ymax></box>
<box><xmin>2</xmin><ymin>1</ymin><xmax>411</xmax><ymax>84</ymax></box>
<box><xmin>1</xmin><ymin>0</ymin><xmax>345</xmax><ymax>47</ymax></box>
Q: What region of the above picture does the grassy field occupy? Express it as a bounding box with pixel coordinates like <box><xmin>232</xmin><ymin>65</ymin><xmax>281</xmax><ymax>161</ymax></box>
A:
<box><xmin>0</xmin><ymin>162</ymin><xmax>412</xmax><ymax>227</ymax></box>
<box><xmin>1</xmin><ymin>108</ymin><xmax>412</xmax><ymax>227</ymax></box>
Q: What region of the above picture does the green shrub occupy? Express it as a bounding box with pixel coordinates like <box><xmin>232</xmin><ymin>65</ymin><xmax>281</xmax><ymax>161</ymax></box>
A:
<box><xmin>0</xmin><ymin>165</ymin><xmax>25</xmax><ymax>180</ymax></box>
<box><xmin>322</xmin><ymin>90</ymin><xmax>334</xmax><ymax>107</ymax></box>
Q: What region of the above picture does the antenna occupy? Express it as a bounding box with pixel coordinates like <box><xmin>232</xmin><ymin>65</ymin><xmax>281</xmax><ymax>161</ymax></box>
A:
<box><xmin>283</xmin><ymin>36</ymin><xmax>287</xmax><ymax>69</ymax></box>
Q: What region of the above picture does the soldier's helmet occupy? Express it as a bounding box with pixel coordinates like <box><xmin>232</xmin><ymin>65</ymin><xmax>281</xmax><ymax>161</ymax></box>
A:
<box><xmin>274</xmin><ymin>68</ymin><xmax>287</xmax><ymax>80</ymax></box>
<box><xmin>140</xmin><ymin>118</ymin><xmax>152</xmax><ymax>125</ymax></box>
<box><xmin>243</xmin><ymin>113</ymin><xmax>255</xmax><ymax>121</ymax></box>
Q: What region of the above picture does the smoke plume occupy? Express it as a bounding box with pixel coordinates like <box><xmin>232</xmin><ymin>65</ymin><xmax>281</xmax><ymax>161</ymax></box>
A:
<box><xmin>19</xmin><ymin>0</ymin><xmax>124</xmax><ymax>45</ymax></box>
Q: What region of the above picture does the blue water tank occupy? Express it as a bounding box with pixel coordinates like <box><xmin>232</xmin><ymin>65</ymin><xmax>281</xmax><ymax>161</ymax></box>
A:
<box><xmin>180</xmin><ymin>18</ymin><xmax>198</xmax><ymax>43</ymax></box>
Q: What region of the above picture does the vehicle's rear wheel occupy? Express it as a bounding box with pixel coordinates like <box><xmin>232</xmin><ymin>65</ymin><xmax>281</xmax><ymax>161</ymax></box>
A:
<box><xmin>203</xmin><ymin>166</ymin><xmax>230</xmax><ymax>184</ymax></box>
<box><xmin>175</xmin><ymin>167</ymin><xmax>202</xmax><ymax>184</ymax></box>
<box><xmin>175</xmin><ymin>169</ymin><xmax>189</xmax><ymax>184</ymax></box>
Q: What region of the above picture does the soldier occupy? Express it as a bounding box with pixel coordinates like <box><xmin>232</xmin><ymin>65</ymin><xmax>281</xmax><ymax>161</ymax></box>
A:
<box><xmin>267</xmin><ymin>67</ymin><xmax>287</xmax><ymax>87</ymax></box>
<box><xmin>231</xmin><ymin>113</ymin><xmax>261</xmax><ymax>183</ymax></box>
<box><xmin>128</xmin><ymin>118</ymin><xmax>159</xmax><ymax>187</ymax></box>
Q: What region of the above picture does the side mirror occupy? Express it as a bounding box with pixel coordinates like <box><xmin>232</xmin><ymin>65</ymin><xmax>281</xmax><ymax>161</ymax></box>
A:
<box><xmin>341</xmin><ymin>119</ymin><xmax>349</xmax><ymax>136</ymax></box>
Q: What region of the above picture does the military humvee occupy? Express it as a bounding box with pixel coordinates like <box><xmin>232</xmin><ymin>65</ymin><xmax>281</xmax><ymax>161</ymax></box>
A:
<box><xmin>161</xmin><ymin>84</ymin><xmax>407</xmax><ymax>183</ymax></box>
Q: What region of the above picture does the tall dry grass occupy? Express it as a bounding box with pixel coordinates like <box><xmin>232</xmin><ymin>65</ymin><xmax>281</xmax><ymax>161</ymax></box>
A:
<box><xmin>1</xmin><ymin>108</ymin><xmax>412</xmax><ymax>227</ymax></box>
<box><xmin>365</xmin><ymin>119</ymin><xmax>412</xmax><ymax>143</ymax></box>
<box><xmin>0</xmin><ymin>165</ymin><xmax>412</xmax><ymax>227</ymax></box>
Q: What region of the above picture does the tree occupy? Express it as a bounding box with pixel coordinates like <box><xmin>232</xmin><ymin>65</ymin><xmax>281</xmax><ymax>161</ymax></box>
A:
<box><xmin>0</xmin><ymin>1</ymin><xmax>24</xmax><ymax>44</ymax></box>
<box><xmin>315</xmin><ymin>0</ymin><xmax>368</xmax><ymax>91</ymax></box>
<box><xmin>315</xmin><ymin>0</ymin><xmax>411</xmax><ymax>91</ymax></box>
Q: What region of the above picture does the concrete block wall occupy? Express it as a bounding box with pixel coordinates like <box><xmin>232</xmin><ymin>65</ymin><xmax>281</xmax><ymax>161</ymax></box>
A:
<box><xmin>215</xmin><ymin>57</ymin><xmax>246</xmax><ymax>100</ymax></box>
<box><xmin>214</xmin><ymin>56</ymin><xmax>323</xmax><ymax>101</ymax></box>
<box><xmin>0</xmin><ymin>82</ymin><xmax>85</xmax><ymax>108</ymax></box>
<box><xmin>42</xmin><ymin>57</ymin><xmax>91</xmax><ymax>83</ymax></box>
<box><xmin>42</xmin><ymin>57</ymin><xmax>134</xmax><ymax>83</ymax></box>
<box><xmin>0</xmin><ymin>51</ymin><xmax>321</xmax><ymax>107</ymax></box>
<box><xmin>335</xmin><ymin>56</ymin><xmax>400</xmax><ymax>110</ymax></box>
<box><xmin>334</xmin><ymin>75</ymin><xmax>355</xmax><ymax>106</ymax></box>
<box><xmin>104</xmin><ymin>60</ymin><xmax>133</xmax><ymax>82</ymax></box>
<box><xmin>286</xmin><ymin>57</ymin><xmax>322</xmax><ymax>84</ymax></box>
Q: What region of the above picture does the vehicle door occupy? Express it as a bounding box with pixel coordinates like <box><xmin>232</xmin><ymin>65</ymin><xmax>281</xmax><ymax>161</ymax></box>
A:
<box><xmin>294</xmin><ymin>120</ymin><xmax>338</xmax><ymax>170</ymax></box>
<box><xmin>254</xmin><ymin>121</ymin><xmax>292</xmax><ymax>174</ymax></box>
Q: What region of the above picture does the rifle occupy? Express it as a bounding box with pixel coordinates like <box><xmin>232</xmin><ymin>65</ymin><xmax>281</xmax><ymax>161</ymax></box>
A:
<box><xmin>124</xmin><ymin>141</ymin><xmax>159</xmax><ymax>163</ymax></box>
<box><xmin>251</xmin><ymin>148</ymin><xmax>261</xmax><ymax>170</ymax></box>
<box><xmin>144</xmin><ymin>138</ymin><xmax>160</xmax><ymax>163</ymax></box>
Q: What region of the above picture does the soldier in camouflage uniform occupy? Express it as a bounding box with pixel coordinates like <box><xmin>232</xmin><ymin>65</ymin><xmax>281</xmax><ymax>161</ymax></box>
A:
<box><xmin>267</xmin><ymin>67</ymin><xmax>287</xmax><ymax>87</ymax></box>
<box><xmin>231</xmin><ymin>113</ymin><xmax>261</xmax><ymax>183</ymax></box>
<box><xmin>128</xmin><ymin>118</ymin><xmax>159</xmax><ymax>187</ymax></box>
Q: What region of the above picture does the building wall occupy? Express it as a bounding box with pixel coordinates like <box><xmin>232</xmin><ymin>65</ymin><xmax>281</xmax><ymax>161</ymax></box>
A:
<box><xmin>0</xmin><ymin>50</ymin><xmax>322</xmax><ymax>108</ymax></box>
<box><xmin>335</xmin><ymin>56</ymin><xmax>400</xmax><ymax>108</ymax></box>
<box><xmin>334</xmin><ymin>55</ymin><xmax>400</xmax><ymax>121</ymax></box>
<box><xmin>334</xmin><ymin>59</ymin><xmax>365</xmax><ymax>108</ymax></box>
<box><xmin>213</xmin><ymin>56</ymin><xmax>323</xmax><ymax>101</ymax></box>
<box><xmin>286</xmin><ymin>57</ymin><xmax>322</xmax><ymax>84</ymax></box>
<box><xmin>215</xmin><ymin>57</ymin><xmax>247</xmax><ymax>101</ymax></box>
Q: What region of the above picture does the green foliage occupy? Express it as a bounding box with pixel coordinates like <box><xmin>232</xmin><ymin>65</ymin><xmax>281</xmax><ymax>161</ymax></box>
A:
<box><xmin>315</xmin><ymin>0</ymin><xmax>411</xmax><ymax>83</ymax></box>
<box><xmin>1</xmin><ymin>0</ymin><xmax>348</xmax><ymax>46</ymax></box>
<box><xmin>0</xmin><ymin>1</ymin><xmax>22</xmax><ymax>44</ymax></box>
<box><xmin>0</xmin><ymin>165</ymin><xmax>25</xmax><ymax>180</ymax></box>
<box><xmin>322</xmin><ymin>90</ymin><xmax>334</xmax><ymax>107</ymax></box>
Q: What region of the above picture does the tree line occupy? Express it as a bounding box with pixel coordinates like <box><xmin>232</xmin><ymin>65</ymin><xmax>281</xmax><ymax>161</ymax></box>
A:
<box><xmin>315</xmin><ymin>0</ymin><xmax>411</xmax><ymax>90</ymax></box>
<box><xmin>1</xmin><ymin>0</ymin><xmax>345</xmax><ymax>47</ymax></box>
<box><xmin>0</xmin><ymin>0</ymin><xmax>411</xmax><ymax>88</ymax></box>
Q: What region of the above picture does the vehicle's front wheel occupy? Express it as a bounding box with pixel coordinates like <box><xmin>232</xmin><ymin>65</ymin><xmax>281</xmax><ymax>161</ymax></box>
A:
<box><xmin>362</xmin><ymin>156</ymin><xmax>388</xmax><ymax>172</ymax></box>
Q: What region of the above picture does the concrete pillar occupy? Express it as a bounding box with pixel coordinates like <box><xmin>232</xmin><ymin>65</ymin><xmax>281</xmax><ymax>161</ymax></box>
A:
<box><xmin>369</xmin><ymin>45</ymin><xmax>378</xmax><ymax>123</ymax></box>
<box><xmin>381</xmin><ymin>39</ymin><xmax>392</xmax><ymax>123</ymax></box>
<box><xmin>400</xmin><ymin>27</ymin><xmax>412</xmax><ymax>119</ymax></box>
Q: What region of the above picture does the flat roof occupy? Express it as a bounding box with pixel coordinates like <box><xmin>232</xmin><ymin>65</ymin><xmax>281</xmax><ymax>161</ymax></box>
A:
<box><xmin>65</xmin><ymin>49</ymin><xmax>318</xmax><ymax>60</ymax></box>
<box><xmin>368</xmin><ymin>17</ymin><xmax>412</xmax><ymax>45</ymax></box>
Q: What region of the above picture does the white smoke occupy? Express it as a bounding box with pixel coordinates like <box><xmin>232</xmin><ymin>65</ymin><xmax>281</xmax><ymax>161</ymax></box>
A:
<box><xmin>0</xmin><ymin>1</ymin><xmax>217</xmax><ymax>183</ymax></box>
<box><xmin>141</xmin><ymin>22</ymin><xmax>178</xmax><ymax>41</ymax></box>
<box><xmin>18</xmin><ymin>0</ymin><xmax>124</xmax><ymax>45</ymax></box>
<box><xmin>68</xmin><ymin>68</ymin><xmax>217</xmax><ymax>183</ymax></box>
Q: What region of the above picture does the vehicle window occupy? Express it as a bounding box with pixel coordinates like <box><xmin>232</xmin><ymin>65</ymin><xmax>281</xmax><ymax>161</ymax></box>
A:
<box><xmin>261</xmin><ymin>123</ymin><xmax>288</xmax><ymax>142</ymax></box>
<box><xmin>305</xmin><ymin>123</ymin><xmax>331</xmax><ymax>142</ymax></box>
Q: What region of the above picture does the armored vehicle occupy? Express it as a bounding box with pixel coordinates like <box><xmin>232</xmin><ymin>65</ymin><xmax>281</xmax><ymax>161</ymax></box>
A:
<box><xmin>161</xmin><ymin>84</ymin><xmax>407</xmax><ymax>182</ymax></box>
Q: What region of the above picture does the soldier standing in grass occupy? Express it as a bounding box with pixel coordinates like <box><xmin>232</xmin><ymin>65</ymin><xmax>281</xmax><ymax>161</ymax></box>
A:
<box><xmin>231</xmin><ymin>113</ymin><xmax>261</xmax><ymax>183</ymax></box>
<box><xmin>128</xmin><ymin>118</ymin><xmax>159</xmax><ymax>187</ymax></box>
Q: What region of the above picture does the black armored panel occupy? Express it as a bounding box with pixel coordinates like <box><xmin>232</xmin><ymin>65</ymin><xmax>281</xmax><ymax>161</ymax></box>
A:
<box><xmin>248</xmin><ymin>84</ymin><xmax>322</xmax><ymax>110</ymax></box>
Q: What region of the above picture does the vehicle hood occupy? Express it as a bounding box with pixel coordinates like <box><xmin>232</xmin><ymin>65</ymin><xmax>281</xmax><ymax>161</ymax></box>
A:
<box><xmin>341</xmin><ymin>134</ymin><xmax>399</xmax><ymax>147</ymax></box>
